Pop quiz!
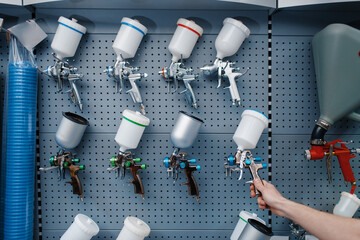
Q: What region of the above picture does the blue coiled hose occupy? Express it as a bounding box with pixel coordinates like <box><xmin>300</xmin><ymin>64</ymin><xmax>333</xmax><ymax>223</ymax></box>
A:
<box><xmin>4</xmin><ymin>61</ymin><xmax>37</xmax><ymax>239</ymax></box>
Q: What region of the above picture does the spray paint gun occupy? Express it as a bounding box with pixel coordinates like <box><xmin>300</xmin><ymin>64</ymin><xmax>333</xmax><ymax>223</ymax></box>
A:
<box><xmin>42</xmin><ymin>17</ymin><xmax>86</xmax><ymax>111</ymax></box>
<box><xmin>163</xmin><ymin>111</ymin><xmax>203</xmax><ymax>201</ymax></box>
<box><xmin>40</xmin><ymin>112</ymin><xmax>89</xmax><ymax>201</ymax></box>
<box><xmin>305</xmin><ymin>133</ymin><xmax>359</xmax><ymax>193</ymax></box>
<box><xmin>107</xmin><ymin>109</ymin><xmax>150</xmax><ymax>200</ymax></box>
<box><xmin>159</xmin><ymin>18</ymin><xmax>203</xmax><ymax>109</ymax></box>
<box><xmin>201</xmin><ymin>18</ymin><xmax>250</xmax><ymax>106</ymax></box>
<box><xmin>305</xmin><ymin>24</ymin><xmax>360</xmax><ymax>194</ymax></box>
<box><xmin>225</xmin><ymin>109</ymin><xmax>268</xmax><ymax>195</ymax></box>
<box><xmin>104</xmin><ymin>18</ymin><xmax>148</xmax><ymax>115</ymax></box>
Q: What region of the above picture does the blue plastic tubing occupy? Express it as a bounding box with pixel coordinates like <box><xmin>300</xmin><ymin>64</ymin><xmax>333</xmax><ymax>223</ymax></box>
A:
<box><xmin>4</xmin><ymin>62</ymin><xmax>37</xmax><ymax>239</ymax></box>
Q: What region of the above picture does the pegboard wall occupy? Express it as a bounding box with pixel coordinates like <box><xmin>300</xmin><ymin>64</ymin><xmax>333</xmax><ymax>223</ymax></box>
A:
<box><xmin>1</xmin><ymin>6</ymin><xmax>360</xmax><ymax>239</ymax></box>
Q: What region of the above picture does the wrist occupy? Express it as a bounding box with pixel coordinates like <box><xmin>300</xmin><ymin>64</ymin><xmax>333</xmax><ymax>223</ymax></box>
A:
<box><xmin>273</xmin><ymin>197</ymin><xmax>293</xmax><ymax>217</ymax></box>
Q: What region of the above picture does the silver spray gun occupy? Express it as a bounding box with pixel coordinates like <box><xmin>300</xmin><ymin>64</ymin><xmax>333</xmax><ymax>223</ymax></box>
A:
<box><xmin>201</xmin><ymin>18</ymin><xmax>250</xmax><ymax>106</ymax></box>
<box><xmin>42</xmin><ymin>17</ymin><xmax>86</xmax><ymax>111</ymax></box>
<box><xmin>104</xmin><ymin>17</ymin><xmax>148</xmax><ymax>115</ymax></box>
<box><xmin>159</xmin><ymin>18</ymin><xmax>203</xmax><ymax>109</ymax></box>
<box><xmin>163</xmin><ymin>111</ymin><xmax>203</xmax><ymax>201</ymax></box>
<box><xmin>224</xmin><ymin>110</ymin><xmax>268</xmax><ymax>196</ymax></box>
<box><xmin>39</xmin><ymin>112</ymin><xmax>89</xmax><ymax>201</ymax></box>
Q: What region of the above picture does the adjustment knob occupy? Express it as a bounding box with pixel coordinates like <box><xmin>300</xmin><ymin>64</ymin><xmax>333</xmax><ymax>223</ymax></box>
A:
<box><xmin>110</xmin><ymin>156</ymin><xmax>117</xmax><ymax>167</ymax></box>
<box><xmin>245</xmin><ymin>159</ymin><xmax>251</xmax><ymax>165</ymax></box>
<box><xmin>180</xmin><ymin>162</ymin><xmax>186</xmax><ymax>169</ymax></box>
<box><xmin>262</xmin><ymin>163</ymin><xmax>267</xmax><ymax>169</ymax></box>
<box><xmin>254</xmin><ymin>157</ymin><xmax>261</xmax><ymax>162</ymax></box>
<box><xmin>72</xmin><ymin>158</ymin><xmax>80</xmax><ymax>163</ymax></box>
<box><xmin>134</xmin><ymin>158</ymin><xmax>142</xmax><ymax>162</ymax></box>
<box><xmin>228</xmin><ymin>155</ymin><xmax>234</xmax><ymax>166</ymax></box>
<box><xmin>49</xmin><ymin>156</ymin><xmax>55</xmax><ymax>166</ymax></box>
<box><xmin>141</xmin><ymin>164</ymin><xmax>147</xmax><ymax>170</ymax></box>
<box><xmin>164</xmin><ymin>157</ymin><xmax>170</xmax><ymax>168</ymax></box>
<box><xmin>79</xmin><ymin>165</ymin><xmax>85</xmax><ymax>170</ymax></box>
<box><xmin>125</xmin><ymin>161</ymin><xmax>131</xmax><ymax>168</ymax></box>
<box><xmin>189</xmin><ymin>159</ymin><xmax>196</xmax><ymax>163</ymax></box>
<box><xmin>196</xmin><ymin>165</ymin><xmax>201</xmax><ymax>171</ymax></box>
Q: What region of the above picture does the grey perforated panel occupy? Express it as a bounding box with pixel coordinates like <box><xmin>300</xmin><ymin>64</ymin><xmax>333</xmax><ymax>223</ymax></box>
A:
<box><xmin>37</xmin><ymin>34</ymin><xmax>268</xmax><ymax>134</ymax></box>
<box><xmin>39</xmin><ymin>133</ymin><xmax>269</xmax><ymax>232</ymax></box>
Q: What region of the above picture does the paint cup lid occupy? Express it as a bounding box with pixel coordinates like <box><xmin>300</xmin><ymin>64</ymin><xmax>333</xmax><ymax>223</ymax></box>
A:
<box><xmin>122</xmin><ymin>109</ymin><xmax>150</xmax><ymax>127</ymax></box>
<box><xmin>341</xmin><ymin>192</ymin><xmax>360</xmax><ymax>205</ymax></box>
<box><xmin>223</xmin><ymin>18</ymin><xmax>250</xmax><ymax>37</ymax></box>
<box><xmin>121</xmin><ymin>17</ymin><xmax>148</xmax><ymax>35</ymax></box>
<box><xmin>74</xmin><ymin>214</ymin><xmax>99</xmax><ymax>236</ymax></box>
<box><xmin>242</xmin><ymin>109</ymin><xmax>268</xmax><ymax>127</ymax></box>
<box><xmin>124</xmin><ymin>216</ymin><xmax>151</xmax><ymax>237</ymax></box>
<box><xmin>58</xmin><ymin>16</ymin><xmax>87</xmax><ymax>35</ymax></box>
<box><xmin>177</xmin><ymin>18</ymin><xmax>203</xmax><ymax>36</ymax></box>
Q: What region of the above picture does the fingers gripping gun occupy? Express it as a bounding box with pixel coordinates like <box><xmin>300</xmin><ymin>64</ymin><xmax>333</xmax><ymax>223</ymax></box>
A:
<box><xmin>201</xmin><ymin>59</ymin><xmax>248</xmax><ymax>106</ymax></box>
<box><xmin>105</xmin><ymin>59</ymin><xmax>147</xmax><ymax>115</ymax></box>
<box><xmin>159</xmin><ymin>61</ymin><xmax>199</xmax><ymax>109</ymax></box>
<box><xmin>305</xmin><ymin>139</ymin><xmax>359</xmax><ymax>193</ymax></box>
<box><xmin>40</xmin><ymin>151</ymin><xmax>85</xmax><ymax>200</ymax></box>
<box><xmin>43</xmin><ymin>53</ymin><xmax>84</xmax><ymax>110</ymax></box>
<box><xmin>163</xmin><ymin>149</ymin><xmax>201</xmax><ymax>202</ymax></box>
<box><xmin>107</xmin><ymin>152</ymin><xmax>147</xmax><ymax>200</ymax></box>
<box><xmin>225</xmin><ymin>150</ymin><xmax>267</xmax><ymax>195</ymax></box>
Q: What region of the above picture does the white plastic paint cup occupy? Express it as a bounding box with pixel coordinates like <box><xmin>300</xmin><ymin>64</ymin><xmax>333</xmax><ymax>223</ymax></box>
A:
<box><xmin>333</xmin><ymin>192</ymin><xmax>360</xmax><ymax>218</ymax></box>
<box><xmin>113</xmin><ymin>17</ymin><xmax>147</xmax><ymax>61</ymax></box>
<box><xmin>116</xmin><ymin>217</ymin><xmax>151</xmax><ymax>240</ymax></box>
<box><xmin>168</xmin><ymin>18</ymin><xmax>203</xmax><ymax>62</ymax></box>
<box><xmin>61</xmin><ymin>214</ymin><xmax>99</xmax><ymax>240</ymax></box>
<box><xmin>51</xmin><ymin>16</ymin><xmax>86</xmax><ymax>60</ymax></box>
<box><xmin>215</xmin><ymin>18</ymin><xmax>250</xmax><ymax>59</ymax></box>
<box><xmin>115</xmin><ymin>110</ymin><xmax>150</xmax><ymax>152</ymax></box>
<box><xmin>233</xmin><ymin>109</ymin><xmax>268</xmax><ymax>151</ymax></box>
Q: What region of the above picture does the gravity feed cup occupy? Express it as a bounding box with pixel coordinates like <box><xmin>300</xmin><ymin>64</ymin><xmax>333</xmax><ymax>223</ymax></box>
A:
<box><xmin>116</xmin><ymin>216</ymin><xmax>151</xmax><ymax>240</ymax></box>
<box><xmin>231</xmin><ymin>211</ymin><xmax>266</xmax><ymax>240</ymax></box>
<box><xmin>113</xmin><ymin>17</ymin><xmax>148</xmax><ymax>61</ymax></box>
<box><xmin>115</xmin><ymin>109</ymin><xmax>150</xmax><ymax>152</ymax></box>
<box><xmin>215</xmin><ymin>18</ymin><xmax>250</xmax><ymax>60</ymax></box>
<box><xmin>171</xmin><ymin>111</ymin><xmax>204</xmax><ymax>149</ymax></box>
<box><xmin>55</xmin><ymin>112</ymin><xmax>89</xmax><ymax>150</ymax></box>
<box><xmin>333</xmin><ymin>192</ymin><xmax>360</xmax><ymax>218</ymax></box>
<box><xmin>51</xmin><ymin>16</ymin><xmax>87</xmax><ymax>60</ymax></box>
<box><xmin>60</xmin><ymin>214</ymin><xmax>99</xmax><ymax>240</ymax></box>
<box><xmin>168</xmin><ymin>18</ymin><xmax>203</xmax><ymax>62</ymax></box>
<box><xmin>233</xmin><ymin>109</ymin><xmax>268</xmax><ymax>151</ymax></box>
<box><xmin>238</xmin><ymin>219</ymin><xmax>273</xmax><ymax>240</ymax></box>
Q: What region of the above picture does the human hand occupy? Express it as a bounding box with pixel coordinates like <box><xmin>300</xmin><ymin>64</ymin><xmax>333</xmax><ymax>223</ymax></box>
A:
<box><xmin>250</xmin><ymin>179</ymin><xmax>289</xmax><ymax>217</ymax></box>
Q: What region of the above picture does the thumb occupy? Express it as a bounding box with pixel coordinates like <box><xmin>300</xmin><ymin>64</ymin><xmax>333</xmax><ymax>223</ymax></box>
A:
<box><xmin>253</xmin><ymin>179</ymin><xmax>265</xmax><ymax>192</ymax></box>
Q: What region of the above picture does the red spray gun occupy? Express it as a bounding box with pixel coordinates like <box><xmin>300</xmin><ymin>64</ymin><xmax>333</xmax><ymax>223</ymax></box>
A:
<box><xmin>305</xmin><ymin>121</ymin><xmax>359</xmax><ymax>194</ymax></box>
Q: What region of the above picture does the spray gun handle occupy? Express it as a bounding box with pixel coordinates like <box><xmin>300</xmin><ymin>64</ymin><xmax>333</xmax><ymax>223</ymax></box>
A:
<box><xmin>68</xmin><ymin>79</ymin><xmax>83</xmax><ymax>111</ymax></box>
<box><xmin>127</xmin><ymin>74</ymin><xmax>145</xmax><ymax>104</ymax></box>
<box><xmin>245</xmin><ymin>158</ymin><xmax>267</xmax><ymax>195</ymax></box>
<box><xmin>129</xmin><ymin>164</ymin><xmax>146</xmax><ymax>200</ymax></box>
<box><xmin>182</xmin><ymin>78</ymin><xmax>198</xmax><ymax>109</ymax></box>
<box><xmin>181</xmin><ymin>164</ymin><xmax>200</xmax><ymax>202</ymax></box>
<box><xmin>67</xmin><ymin>164</ymin><xmax>84</xmax><ymax>201</ymax></box>
<box><xmin>227</xmin><ymin>74</ymin><xmax>241</xmax><ymax>106</ymax></box>
<box><xmin>337</xmin><ymin>152</ymin><xmax>356</xmax><ymax>185</ymax></box>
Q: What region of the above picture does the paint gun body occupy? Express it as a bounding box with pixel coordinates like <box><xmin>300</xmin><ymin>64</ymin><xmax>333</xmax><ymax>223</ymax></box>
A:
<box><xmin>40</xmin><ymin>151</ymin><xmax>85</xmax><ymax>200</ymax></box>
<box><xmin>105</xmin><ymin>60</ymin><xmax>147</xmax><ymax>114</ymax></box>
<box><xmin>164</xmin><ymin>151</ymin><xmax>201</xmax><ymax>201</ymax></box>
<box><xmin>160</xmin><ymin>62</ymin><xmax>199</xmax><ymax>109</ymax></box>
<box><xmin>225</xmin><ymin>150</ymin><xmax>267</xmax><ymax>195</ymax></box>
<box><xmin>107</xmin><ymin>152</ymin><xmax>147</xmax><ymax>200</ymax></box>
<box><xmin>201</xmin><ymin>58</ymin><xmax>248</xmax><ymax>106</ymax></box>
<box><xmin>305</xmin><ymin>138</ymin><xmax>359</xmax><ymax>192</ymax></box>
<box><xmin>45</xmin><ymin>56</ymin><xmax>84</xmax><ymax>110</ymax></box>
